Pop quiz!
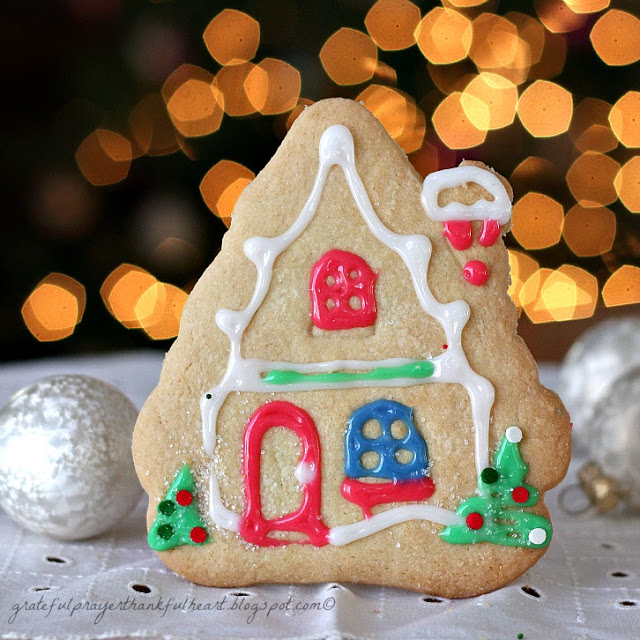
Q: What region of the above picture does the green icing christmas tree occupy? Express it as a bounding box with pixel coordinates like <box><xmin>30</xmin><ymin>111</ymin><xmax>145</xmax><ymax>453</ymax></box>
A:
<box><xmin>440</xmin><ymin>426</ymin><xmax>552</xmax><ymax>549</ymax></box>
<box><xmin>148</xmin><ymin>464</ymin><xmax>211</xmax><ymax>551</ymax></box>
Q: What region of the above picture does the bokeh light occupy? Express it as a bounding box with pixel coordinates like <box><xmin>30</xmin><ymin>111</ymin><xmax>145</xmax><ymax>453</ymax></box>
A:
<box><xmin>517</xmin><ymin>81</ymin><xmax>573</xmax><ymax>137</ymax></box>
<box><xmin>215</xmin><ymin>62</ymin><xmax>259</xmax><ymax>116</ymax></box>
<box><xmin>602</xmin><ymin>266</ymin><xmax>640</xmax><ymax>307</ymax></box>
<box><xmin>469</xmin><ymin>14</ymin><xmax>519</xmax><ymax>70</ymax></box>
<box><xmin>461</xmin><ymin>73</ymin><xmax>518</xmax><ymax>130</ymax></box>
<box><xmin>535</xmin><ymin>0</ymin><xmax>588</xmax><ymax>33</ymax></box>
<box><xmin>614</xmin><ymin>156</ymin><xmax>640</xmax><ymax>213</ymax></box>
<box><xmin>528</xmin><ymin>31</ymin><xmax>567</xmax><ymax>80</ymax></box>
<box><xmin>428</xmin><ymin>62</ymin><xmax>475</xmax><ymax>95</ymax></box>
<box><xmin>76</xmin><ymin>129</ymin><xmax>132</xmax><ymax>186</ymax></box>
<box><xmin>245</xmin><ymin>58</ymin><xmax>301</xmax><ymax>115</ymax></box>
<box><xmin>320</xmin><ymin>28</ymin><xmax>377</xmax><ymax>85</ymax></box>
<box><xmin>508</xmin><ymin>249</ymin><xmax>540</xmax><ymax>309</ymax></box>
<box><xmin>590</xmin><ymin>10</ymin><xmax>640</xmax><ymax>66</ymax></box>
<box><xmin>512</xmin><ymin>192</ymin><xmax>564</xmax><ymax>250</ymax></box>
<box><xmin>562</xmin><ymin>204</ymin><xmax>616</xmax><ymax>256</ymax></box>
<box><xmin>609</xmin><ymin>92</ymin><xmax>640</xmax><ymax>148</ymax></box>
<box><xmin>203</xmin><ymin>9</ymin><xmax>260</xmax><ymax>66</ymax></box>
<box><xmin>129</xmin><ymin>93</ymin><xmax>181</xmax><ymax>156</ymax></box>
<box><xmin>566</xmin><ymin>152</ymin><xmax>620</xmax><ymax>207</ymax></box>
<box><xmin>22</xmin><ymin>274</ymin><xmax>86</xmax><ymax>341</ymax></box>
<box><xmin>285</xmin><ymin>98</ymin><xmax>314</xmax><ymax>130</ymax></box>
<box><xmin>565</xmin><ymin>0</ymin><xmax>610</xmax><ymax>13</ymax></box>
<box><xmin>569</xmin><ymin>98</ymin><xmax>617</xmax><ymax>153</ymax></box>
<box><xmin>432</xmin><ymin>92</ymin><xmax>487</xmax><ymax>149</ymax></box>
<box><xmin>135</xmin><ymin>282</ymin><xmax>188</xmax><ymax>340</ymax></box>
<box><xmin>200</xmin><ymin>160</ymin><xmax>255</xmax><ymax>227</ymax></box>
<box><xmin>101</xmin><ymin>264</ymin><xmax>158</xmax><ymax>329</ymax></box>
<box><xmin>507</xmin><ymin>12</ymin><xmax>545</xmax><ymax>67</ymax></box>
<box><xmin>365</xmin><ymin>0</ymin><xmax>420</xmax><ymax>51</ymax></box>
<box><xmin>415</xmin><ymin>8</ymin><xmax>472</xmax><ymax>65</ymax></box>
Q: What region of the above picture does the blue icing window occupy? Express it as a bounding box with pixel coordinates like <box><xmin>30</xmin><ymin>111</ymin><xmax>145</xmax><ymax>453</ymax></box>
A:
<box><xmin>344</xmin><ymin>399</ymin><xmax>429</xmax><ymax>480</ymax></box>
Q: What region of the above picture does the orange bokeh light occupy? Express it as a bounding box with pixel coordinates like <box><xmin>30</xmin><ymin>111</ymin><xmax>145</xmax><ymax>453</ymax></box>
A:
<box><xmin>365</xmin><ymin>0</ymin><xmax>420</xmax><ymax>51</ymax></box>
<box><xmin>508</xmin><ymin>249</ymin><xmax>539</xmax><ymax>309</ymax></box>
<box><xmin>562</xmin><ymin>204</ymin><xmax>616</xmax><ymax>256</ymax></box>
<box><xmin>535</xmin><ymin>0</ymin><xmax>588</xmax><ymax>33</ymax></box>
<box><xmin>166</xmin><ymin>77</ymin><xmax>224</xmax><ymax>138</ymax></box>
<box><xmin>461</xmin><ymin>73</ymin><xmax>518</xmax><ymax>131</ymax></box>
<box><xmin>432</xmin><ymin>92</ymin><xmax>487</xmax><ymax>149</ymax></box>
<box><xmin>129</xmin><ymin>93</ymin><xmax>180</xmax><ymax>157</ymax></box>
<box><xmin>22</xmin><ymin>274</ymin><xmax>86</xmax><ymax>341</ymax></box>
<box><xmin>564</xmin><ymin>0</ymin><xmax>609</xmax><ymax>13</ymax></box>
<box><xmin>511</xmin><ymin>192</ymin><xmax>564</xmax><ymax>250</ymax></box>
<box><xmin>200</xmin><ymin>160</ymin><xmax>255</xmax><ymax>227</ymax></box>
<box><xmin>135</xmin><ymin>282</ymin><xmax>188</xmax><ymax>340</ymax></box>
<box><xmin>76</xmin><ymin>129</ymin><xmax>132</xmax><ymax>186</ymax></box>
<box><xmin>528</xmin><ymin>32</ymin><xmax>567</xmax><ymax>80</ymax></box>
<box><xmin>609</xmin><ymin>92</ymin><xmax>640</xmax><ymax>148</ymax></box>
<box><xmin>517</xmin><ymin>80</ymin><xmax>573</xmax><ymax>137</ymax></box>
<box><xmin>100</xmin><ymin>264</ymin><xmax>158</xmax><ymax>329</ymax></box>
<box><xmin>415</xmin><ymin>8</ymin><xmax>472</xmax><ymax>65</ymax></box>
<box><xmin>614</xmin><ymin>156</ymin><xmax>640</xmax><ymax>213</ymax></box>
<box><xmin>510</xmin><ymin>156</ymin><xmax>557</xmax><ymax>194</ymax></box>
<box><xmin>428</xmin><ymin>62</ymin><xmax>475</xmax><ymax>95</ymax></box>
<box><xmin>373</xmin><ymin>61</ymin><xmax>398</xmax><ymax>85</ymax></box>
<box><xmin>469</xmin><ymin>14</ymin><xmax>519</xmax><ymax>69</ymax></box>
<box><xmin>203</xmin><ymin>9</ymin><xmax>260</xmax><ymax>66</ymax></box>
<box><xmin>320</xmin><ymin>28</ymin><xmax>378</xmax><ymax>85</ymax></box>
<box><xmin>215</xmin><ymin>62</ymin><xmax>259</xmax><ymax>116</ymax></box>
<box><xmin>602</xmin><ymin>266</ymin><xmax>640</xmax><ymax>307</ymax></box>
<box><xmin>245</xmin><ymin>58</ymin><xmax>301</xmax><ymax>115</ymax></box>
<box><xmin>566</xmin><ymin>152</ymin><xmax>620</xmax><ymax>207</ymax></box>
<box><xmin>590</xmin><ymin>10</ymin><xmax>640</xmax><ymax>66</ymax></box>
<box><xmin>569</xmin><ymin>98</ymin><xmax>617</xmax><ymax>153</ymax></box>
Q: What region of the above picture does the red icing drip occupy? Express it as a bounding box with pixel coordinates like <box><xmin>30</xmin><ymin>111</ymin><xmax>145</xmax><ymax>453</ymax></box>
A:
<box><xmin>443</xmin><ymin>221</ymin><xmax>473</xmax><ymax>251</ymax></box>
<box><xmin>239</xmin><ymin>401</ymin><xmax>330</xmax><ymax>547</ymax></box>
<box><xmin>190</xmin><ymin>526</ymin><xmax>207</xmax><ymax>543</ymax></box>
<box><xmin>462</xmin><ymin>260</ymin><xmax>489</xmax><ymax>286</ymax></box>
<box><xmin>466</xmin><ymin>512</ymin><xmax>484</xmax><ymax>530</ymax></box>
<box><xmin>176</xmin><ymin>490</ymin><xmax>193</xmax><ymax>506</ymax></box>
<box><xmin>341</xmin><ymin>477</ymin><xmax>436</xmax><ymax>519</ymax></box>
<box><xmin>478</xmin><ymin>219</ymin><xmax>501</xmax><ymax>247</ymax></box>
<box><xmin>310</xmin><ymin>249</ymin><xmax>377</xmax><ymax>330</ymax></box>
<box><xmin>512</xmin><ymin>486</ymin><xmax>530</xmax><ymax>504</ymax></box>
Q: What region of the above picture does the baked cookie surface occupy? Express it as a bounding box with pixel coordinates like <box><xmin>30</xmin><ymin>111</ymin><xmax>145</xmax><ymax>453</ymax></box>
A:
<box><xmin>133</xmin><ymin>98</ymin><xmax>570</xmax><ymax>598</ymax></box>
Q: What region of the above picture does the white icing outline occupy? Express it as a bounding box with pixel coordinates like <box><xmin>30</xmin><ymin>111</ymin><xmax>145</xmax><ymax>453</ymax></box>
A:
<box><xmin>421</xmin><ymin>165</ymin><xmax>512</xmax><ymax>225</ymax></box>
<box><xmin>201</xmin><ymin>125</ymin><xmax>508</xmax><ymax>542</ymax></box>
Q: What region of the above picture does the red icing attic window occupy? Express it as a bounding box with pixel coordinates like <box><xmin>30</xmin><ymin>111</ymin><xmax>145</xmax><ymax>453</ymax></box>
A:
<box><xmin>310</xmin><ymin>249</ymin><xmax>378</xmax><ymax>330</ymax></box>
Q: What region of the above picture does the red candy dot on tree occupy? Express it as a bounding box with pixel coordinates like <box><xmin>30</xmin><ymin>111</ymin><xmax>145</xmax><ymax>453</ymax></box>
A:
<box><xmin>462</xmin><ymin>260</ymin><xmax>489</xmax><ymax>286</ymax></box>
<box><xmin>466</xmin><ymin>512</ymin><xmax>484</xmax><ymax>530</ymax></box>
<box><xmin>512</xmin><ymin>487</ymin><xmax>530</xmax><ymax>503</ymax></box>
<box><xmin>190</xmin><ymin>526</ymin><xmax>207</xmax><ymax>543</ymax></box>
<box><xmin>442</xmin><ymin>344</ymin><xmax>448</xmax><ymax>350</ymax></box>
<box><xmin>176</xmin><ymin>490</ymin><xmax>193</xmax><ymax>506</ymax></box>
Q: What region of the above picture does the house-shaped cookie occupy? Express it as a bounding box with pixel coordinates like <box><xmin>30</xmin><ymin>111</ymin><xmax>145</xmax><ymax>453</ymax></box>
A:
<box><xmin>133</xmin><ymin>98</ymin><xmax>571</xmax><ymax>598</ymax></box>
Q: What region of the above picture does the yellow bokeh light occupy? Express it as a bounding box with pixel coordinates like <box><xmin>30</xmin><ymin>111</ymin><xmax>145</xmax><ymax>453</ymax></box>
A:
<box><xmin>215</xmin><ymin>62</ymin><xmax>259</xmax><ymax>116</ymax></box>
<box><xmin>22</xmin><ymin>274</ymin><xmax>86</xmax><ymax>341</ymax></box>
<box><xmin>75</xmin><ymin>129</ymin><xmax>132</xmax><ymax>186</ymax></box>
<box><xmin>100</xmin><ymin>264</ymin><xmax>158</xmax><ymax>329</ymax></box>
<box><xmin>445</xmin><ymin>0</ymin><xmax>488</xmax><ymax>6</ymax></box>
<box><xmin>528</xmin><ymin>31</ymin><xmax>567</xmax><ymax>80</ymax></box>
<box><xmin>469</xmin><ymin>14</ymin><xmax>519</xmax><ymax>69</ymax></box>
<box><xmin>564</xmin><ymin>0</ymin><xmax>609</xmax><ymax>13</ymax></box>
<box><xmin>602</xmin><ymin>266</ymin><xmax>640</xmax><ymax>307</ymax></box>
<box><xmin>590</xmin><ymin>10</ymin><xmax>640</xmax><ymax>66</ymax></box>
<box><xmin>508</xmin><ymin>249</ymin><xmax>539</xmax><ymax>309</ymax></box>
<box><xmin>517</xmin><ymin>80</ymin><xmax>573</xmax><ymax>137</ymax></box>
<box><xmin>566</xmin><ymin>152</ymin><xmax>620</xmax><ymax>207</ymax></box>
<box><xmin>166</xmin><ymin>78</ymin><xmax>224</xmax><ymax>138</ymax></box>
<box><xmin>373</xmin><ymin>61</ymin><xmax>398</xmax><ymax>85</ymax></box>
<box><xmin>461</xmin><ymin>73</ymin><xmax>518</xmax><ymax>131</ymax></box>
<box><xmin>129</xmin><ymin>93</ymin><xmax>180</xmax><ymax>157</ymax></box>
<box><xmin>512</xmin><ymin>192</ymin><xmax>564</xmax><ymax>250</ymax></box>
<box><xmin>614</xmin><ymin>156</ymin><xmax>640</xmax><ymax>213</ymax></box>
<box><xmin>200</xmin><ymin>160</ymin><xmax>255</xmax><ymax>227</ymax></box>
<box><xmin>507</xmin><ymin>13</ymin><xmax>545</xmax><ymax>67</ymax></box>
<box><xmin>245</xmin><ymin>58</ymin><xmax>301</xmax><ymax>115</ymax></box>
<box><xmin>365</xmin><ymin>0</ymin><xmax>420</xmax><ymax>51</ymax></box>
<box><xmin>320</xmin><ymin>28</ymin><xmax>378</xmax><ymax>85</ymax></box>
<box><xmin>510</xmin><ymin>156</ymin><xmax>556</xmax><ymax>194</ymax></box>
<box><xmin>135</xmin><ymin>282</ymin><xmax>188</xmax><ymax>341</ymax></box>
<box><xmin>285</xmin><ymin>98</ymin><xmax>314</xmax><ymax>131</ymax></box>
<box><xmin>415</xmin><ymin>8</ymin><xmax>472</xmax><ymax>65</ymax></box>
<box><xmin>609</xmin><ymin>92</ymin><xmax>640</xmax><ymax>148</ymax></box>
<box><xmin>203</xmin><ymin>9</ymin><xmax>260</xmax><ymax>66</ymax></box>
<box><xmin>432</xmin><ymin>92</ymin><xmax>487</xmax><ymax>149</ymax></box>
<box><xmin>569</xmin><ymin>98</ymin><xmax>617</xmax><ymax>153</ymax></box>
<box><xmin>562</xmin><ymin>204</ymin><xmax>616</xmax><ymax>256</ymax></box>
<box><xmin>535</xmin><ymin>0</ymin><xmax>588</xmax><ymax>33</ymax></box>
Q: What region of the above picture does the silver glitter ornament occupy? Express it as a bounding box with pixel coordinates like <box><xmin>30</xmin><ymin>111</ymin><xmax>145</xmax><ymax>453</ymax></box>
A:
<box><xmin>0</xmin><ymin>375</ymin><xmax>142</xmax><ymax>539</ymax></box>
<box><xmin>558</xmin><ymin>317</ymin><xmax>640</xmax><ymax>456</ymax></box>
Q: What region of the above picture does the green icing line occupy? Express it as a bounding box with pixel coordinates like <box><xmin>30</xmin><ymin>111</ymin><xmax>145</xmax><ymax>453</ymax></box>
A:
<box><xmin>148</xmin><ymin>464</ymin><xmax>212</xmax><ymax>551</ymax></box>
<box><xmin>262</xmin><ymin>360</ymin><xmax>435</xmax><ymax>386</ymax></box>
<box><xmin>440</xmin><ymin>431</ymin><xmax>551</xmax><ymax>549</ymax></box>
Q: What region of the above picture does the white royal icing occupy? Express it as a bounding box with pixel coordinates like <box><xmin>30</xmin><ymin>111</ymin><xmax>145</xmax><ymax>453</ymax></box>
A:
<box><xmin>421</xmin><ymin>165</ymin><xmax>512</xmax><ymax>225</ymax></box>
<box><xmin>505</xmin><ymin>426</ymin><xmax>523</xmax><ymax>444</ymax></box>
<box><xmin>294</xmin><ymin>461</ymin><xmax>316</xmax><ymax>485</ymax></box>
<box><xmin>528</xmin><ymin>527</ymin><xmax>547</xmax><ymax>545</ymax></box>
<box><xmin>202</xmin><ymin>124</ymin><xmax>497</xmax><ymax>542</ymax></box>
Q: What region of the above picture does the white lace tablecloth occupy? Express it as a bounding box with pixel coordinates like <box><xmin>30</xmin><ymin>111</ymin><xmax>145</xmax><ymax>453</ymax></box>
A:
<box><xmin>0</xmin><ymin>352</ymin><xmax>638</xmax><ymax>640</ymax></box>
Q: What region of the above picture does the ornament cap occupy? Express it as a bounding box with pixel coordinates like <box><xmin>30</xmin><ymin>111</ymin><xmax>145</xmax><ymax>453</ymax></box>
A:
<box><xmin>578</xmin><ymin>462</ymin><xmax>627</xmax><ymax>513</ymax></box>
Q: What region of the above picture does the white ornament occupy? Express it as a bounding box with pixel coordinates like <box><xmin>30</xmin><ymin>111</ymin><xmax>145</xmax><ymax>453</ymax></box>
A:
<box><xmin>0</xmin><ymin>375</ymin><xmax>142</xmax><ymax>540</ymax></box>
<box><xmin>528</xmin><ymin>527</ymin><xmax>547</xmax><ymax>545</ymax></box>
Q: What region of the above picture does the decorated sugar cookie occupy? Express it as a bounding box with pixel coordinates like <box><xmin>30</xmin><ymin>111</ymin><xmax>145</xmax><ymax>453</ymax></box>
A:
<box><xmin>133</xmin><ymin>98</ymin><xmax>570</xmax><ymax>598</ymax></box>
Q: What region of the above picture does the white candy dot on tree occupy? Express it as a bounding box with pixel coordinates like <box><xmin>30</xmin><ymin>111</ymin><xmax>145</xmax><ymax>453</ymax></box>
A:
<box><xmin>529</xmin><ymin>527</ymin><xmax>547</xmax><ymax>545</ymax></box>
<box><xmin>505</xmin><ymin>426</ymin><xmax>523</xmax><ymax>444</ymax></box>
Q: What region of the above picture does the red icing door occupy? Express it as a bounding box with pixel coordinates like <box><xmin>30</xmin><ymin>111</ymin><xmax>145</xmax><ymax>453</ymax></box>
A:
<box><xmin>239</xmin><ymin>401</ymin><xmax>329</xmax><ymax>547</ymax></box>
